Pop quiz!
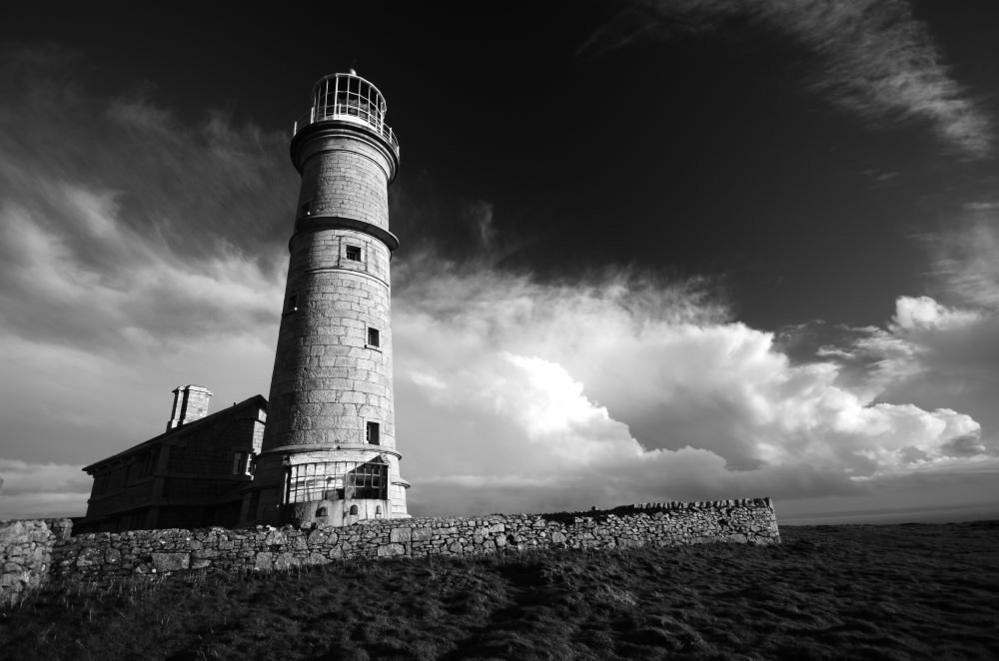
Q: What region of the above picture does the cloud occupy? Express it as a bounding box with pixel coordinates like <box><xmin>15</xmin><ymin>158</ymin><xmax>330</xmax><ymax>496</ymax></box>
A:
<box><xmin>461</xmin><ymin>200</ymin><xmax>497</xmax><ymax>253</ymax></box>
<box><xmin>931</xmin><ymin>210</ymin><xmax>999</xmax><ymax>310</ymax></box>
<box><xmin>393</xmin><ymin>258</ymin><xmax>993</xmax><ymax>516</ymax></box>
<box><xmin>0</xmin><ymin>458</ymin><xmax>88</xmax><ymax>496</ymax></box>
<box><xmin>0</xmin><ymin>46</ymin><xmax>283</xmax><ymax>475</ymax></box>
<box><xmin>0</xmin><ymin>330</ymin><xmax>276</xmax><ymax>467</ymax></box>
<box><xmin>0</xmin><ymin>195</ymin><xmax>283</xmax><ymax>351</ymax></box>
<box><xmin>1</xmin><ymin>45</ymin><xmax>994</xmax><ymax>522</ymax></box>
<box><xmin>867</xmin><ymin>296</ymin><xmax>999</xmax><ymax>381</ymax></box>
<box><xmin>963</xmin><ymin>201</ymin><xmax>999</xmax><ymax>212</ymax></box>
<box><xmin>891</xmin><ymin>295</ymin><xmax>982</xmax><ymax>332</ymax></box>
<box><xmin>781</xmin><ymin>295</ymin><xmax>999</xmax><ymax>467</ymax></box>
<box><xmin>582</xmin><ymin>0</ymin><xmax>992</xmax><ymax>158</ymax></box>
<box><xmin>0</xmin><ymin>51</ymin><xmax>290</xmax><ymax>338</ymax></box>
<box><xmin>0</xmin><ymin>459</ymin><xmax>90</xmax><ymax>519</ymax></box>
<box><xmin>2</xmin><ymin>48</ymin><xmax>295</xmax><ymax>252</ymax></box>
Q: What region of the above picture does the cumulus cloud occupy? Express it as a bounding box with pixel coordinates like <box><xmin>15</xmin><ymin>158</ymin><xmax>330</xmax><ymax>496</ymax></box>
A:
<box><xmin>858</xmin><ymin>296</ymin><xmax>999</xmax><ymax>382</ymax></box>
<box><xmin>582</xmin><ymin>0</ymin><xmax>992</xmax><ymax>158</ymax></box>
<box><xmin>891</xmin><ymin>295</ymin><xmax>982</xmax><ymax>332</ymax></box>
<box><xmin>393</xmin><ymin>259</ymin><xmax>992</xmax><ymax>516</ymax></box>
<box><xmin>780</xmin><ymin>294</ymin><xmax>999</xmax><ymax>473</ymax></box>
<box><xmin>1</xmin><ymin>45</ymin><xmax>994</xmax><ymax>522</ymax></box>
<box><xmin>898</xmin><ymin>208</ymin><xmax>999</xmax><ymax>409</ymax></box>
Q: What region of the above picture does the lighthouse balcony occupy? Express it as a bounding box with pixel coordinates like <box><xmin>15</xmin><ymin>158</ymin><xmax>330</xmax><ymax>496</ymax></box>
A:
<box><xmin>292</xmin><ymin>105</ymin><xmax>399</xmax><ymax>154</ymax></box>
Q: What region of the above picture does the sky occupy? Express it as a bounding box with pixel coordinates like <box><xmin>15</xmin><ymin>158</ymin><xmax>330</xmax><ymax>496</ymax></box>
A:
<box><xmin>2</xmin><ymin>1</ymin><xmax>999</xmax><ymax>524</ymax></box>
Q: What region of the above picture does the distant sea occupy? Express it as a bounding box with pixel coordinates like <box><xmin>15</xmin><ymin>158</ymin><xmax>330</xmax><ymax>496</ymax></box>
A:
<box><xmin>779</xmin><ymin>501</ymin><xmax>999</xmax><ymax>525</ymax></box>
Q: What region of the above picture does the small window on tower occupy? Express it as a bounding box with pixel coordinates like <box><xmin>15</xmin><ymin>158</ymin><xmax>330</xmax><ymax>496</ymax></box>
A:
<box><xmin>300</xmin><ymin>201</ymin><xmax>312</xmax><ymax>217</ymax></box>
<box><xmin>345</xmin><ymin>245</ymin><xmax>362</xmax><ymax>261</ymax></box>
<box><xmin>284</xmin><ymin>293</ymin><xmax>298</xmax><ymax>314</ymax></box>
<box><xmin>367</xmin><ymin>327</ymin><xmax>380</xmax><ymax>348</ymax></box>
<box><xmin>366</xmin><ymin>421</ymin><xmax>380</xmax><ymax>445</ymax></box>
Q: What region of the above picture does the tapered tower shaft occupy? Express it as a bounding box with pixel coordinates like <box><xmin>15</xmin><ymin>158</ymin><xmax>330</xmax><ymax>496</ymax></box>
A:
<box><xmin>244</xmin><ymin>71</ymin><xmax>408</xmax><ymax>526</ymax></box>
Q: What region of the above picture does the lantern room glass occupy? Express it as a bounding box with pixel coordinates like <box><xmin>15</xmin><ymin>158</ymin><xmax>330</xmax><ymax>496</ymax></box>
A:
<box><xmin>293</xmin><ymin>72</ymin><xmax>398</xmax><ymax>155</ymax></box>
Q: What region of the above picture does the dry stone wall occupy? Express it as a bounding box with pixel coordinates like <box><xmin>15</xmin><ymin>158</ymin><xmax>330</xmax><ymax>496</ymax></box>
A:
<box><xmin>2</xmin><ymin>498</ymin><xmax>778</xmax><ymax>608</ymax></box>
<box><xmin>0</xmin><ymin>518</ymin><xmax>72</xmax><ymax>608</ymax></box>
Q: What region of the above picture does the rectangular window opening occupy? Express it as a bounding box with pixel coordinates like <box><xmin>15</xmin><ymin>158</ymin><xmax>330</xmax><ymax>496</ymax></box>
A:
<box><xmin>300</xmin><ymin>201</ymin><xmax>312</xmax><ymax>217</ymax></box>
<box><xmin>285</xmin><ymin>293</ymin><xmax>298</xmax><ymax>314</ymax></box>
<box><xmin>232</xmin><ymin>451</ymin><xmax>249</xmax><ymax>475</ymax></box>
<box><xmin>366</xmin><ymin>421</ymin><xmax>380</xmax><ymax>446</ymax></box>
<box><xmin>367</xmin><ymin>327</ymin><xmax>380</xmax><ymax>348</ymax></box>
<box><xmin>345</xmin><ymin>245</ymin><xmax>362</xmax><ymax>261</ymax></box>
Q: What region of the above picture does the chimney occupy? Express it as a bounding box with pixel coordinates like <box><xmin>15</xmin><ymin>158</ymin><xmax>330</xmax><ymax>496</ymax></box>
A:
<box><xmin>166</xmin><ymin>385</ymin><xmax>213</xmax><ymax>431</ymax></box>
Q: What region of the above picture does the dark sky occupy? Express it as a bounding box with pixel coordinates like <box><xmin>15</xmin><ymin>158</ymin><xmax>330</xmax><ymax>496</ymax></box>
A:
<box><xmin>11</xmin><ymin>1</ymin><xmax>998</xmax><ymax>327</ymax></box>
<box><xmin>2</xmin><ymin>0</ymin><xmax>999</xmax><ymax>522</ymax></box>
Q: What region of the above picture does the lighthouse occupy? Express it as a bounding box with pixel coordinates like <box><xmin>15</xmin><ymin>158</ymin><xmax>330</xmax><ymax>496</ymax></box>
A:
<box><xmin>244</xmin><ymin>70</ymin><xmax>409</xmax><ymax>527</ymax></box>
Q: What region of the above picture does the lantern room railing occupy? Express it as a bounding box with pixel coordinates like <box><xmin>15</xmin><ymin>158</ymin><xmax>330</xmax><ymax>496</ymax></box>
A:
<box><xmin>292</xmin><ymin>71</ymin><xmax>399</xmax><ymax>157</ymax></box>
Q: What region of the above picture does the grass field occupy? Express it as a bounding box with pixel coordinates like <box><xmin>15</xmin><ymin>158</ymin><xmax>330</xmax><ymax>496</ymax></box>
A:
<box><xmin>2</xmin><ymin>521</ymin><xmax>997</xmax><ymax>660</ymax></box>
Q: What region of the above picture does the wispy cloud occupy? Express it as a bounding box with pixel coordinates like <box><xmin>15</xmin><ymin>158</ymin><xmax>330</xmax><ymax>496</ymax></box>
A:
<box><xmin>0</xmin><ymin>46</ymin><xmax>287</xmax><ymax>471</ymax></box>
<box><xmin>0</xmin><ymin>46</ymin><xmax>290</xmax><ymax>353</ymax></box>
<box><xmin>582</xmin><ymin>0</ymin><xmax>993</xmax><ymax>158</ymax></box>
<box><xmin>931</xmin><ymin>212</ymin><xmax>999</xmax><ymax>310</ymax></box>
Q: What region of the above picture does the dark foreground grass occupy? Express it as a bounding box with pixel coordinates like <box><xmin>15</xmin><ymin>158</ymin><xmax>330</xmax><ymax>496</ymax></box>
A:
<box><xmin>2</xmin><ymin>522</ymin><xmax>997</xmax><ymax>660</ymax></box>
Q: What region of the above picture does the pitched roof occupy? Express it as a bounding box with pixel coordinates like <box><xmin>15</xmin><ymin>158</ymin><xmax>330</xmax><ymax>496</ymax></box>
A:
<box><xmin>82</xmin><ymin>394</ymin><xmax>267</xmax><ymax>473</ymax></box>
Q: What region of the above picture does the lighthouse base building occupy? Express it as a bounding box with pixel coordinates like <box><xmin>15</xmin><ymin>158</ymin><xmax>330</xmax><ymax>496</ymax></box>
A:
<box><xmin>77</xmin><ymin>387</ymin><xmax>266</xmax><ymax>534</ymax></box>
<box><xmin>78</xmin><ymin>382</ymin><xmax>407</xmax><ymax>533</ymax></box>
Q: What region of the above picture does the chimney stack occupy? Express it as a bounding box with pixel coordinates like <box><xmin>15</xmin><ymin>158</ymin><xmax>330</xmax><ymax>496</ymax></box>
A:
<box><xmin>166</xmin><ymin>385</ymin><xmax>213</xmax><ymax>431</ymax></box>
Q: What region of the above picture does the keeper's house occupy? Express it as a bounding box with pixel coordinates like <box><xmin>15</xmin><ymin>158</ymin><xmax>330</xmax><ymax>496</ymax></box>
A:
<box><xmin>77</xmin><ymin>386</ymin><xmax>265</xmax><ymax>533</ymax></box>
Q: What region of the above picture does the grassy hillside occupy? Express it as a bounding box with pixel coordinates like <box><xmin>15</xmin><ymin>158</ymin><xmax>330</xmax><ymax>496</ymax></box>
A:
<box><xmin>2</xmin><ymin>522</ymin><xmax>997</xmax><ymax>660</ymax></box>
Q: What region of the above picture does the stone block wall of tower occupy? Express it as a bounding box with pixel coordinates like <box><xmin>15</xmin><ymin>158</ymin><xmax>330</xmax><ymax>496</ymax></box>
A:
<box><xmin>248</xmin><ymin>79</ymin><xmax>407</xmax><ymax>527</ymax></box>
<box><xmin>266</xmin><ymin>231</ymin><xmax>394</xmax><ymax>449</ymax></box>
<box><xmin>295</xmin><ymin>141</ymin><xmax>390</xmax><ymax>229</ymax></box>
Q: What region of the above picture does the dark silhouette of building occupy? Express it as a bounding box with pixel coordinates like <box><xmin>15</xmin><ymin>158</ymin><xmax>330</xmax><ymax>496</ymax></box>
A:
<box><xmin>77</xmin><ymin>386</ymin><xmax>265</xmax><ymax>533</ymax></box>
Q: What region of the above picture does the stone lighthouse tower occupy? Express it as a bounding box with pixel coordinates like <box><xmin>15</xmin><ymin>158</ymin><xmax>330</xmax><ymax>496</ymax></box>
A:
<box><xmin>244</xmin><ymin>70</ymin><xmax>408</xmax><ymax>527</ymax></box>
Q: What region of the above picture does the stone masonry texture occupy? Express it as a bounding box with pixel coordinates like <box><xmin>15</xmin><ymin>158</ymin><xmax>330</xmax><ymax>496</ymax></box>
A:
<box><xmin>1</xmin><ymin>498</ymin><xmax>779</xmax><ymax>608</ymax></box>
<box><xmin>264</xmin><ymin>132</ymin><xmax>396</xmax><ymax>454</ymax></box>
<box><xmin>296</xmin><ymin>140</ymin><xmax>392</xmax><ymax>229</ymax></box>
<box><xmin>0</xmin><ymin>518</ymin><xmax>72</xmax><ymax>609</ymax></box>
<box><xmin>265</xmin><ymin>232</ymin><xmax>394</xmax><ymax>449</ymax></box>
<box><xmin>250</xmin><ymin>110</ymin><xmax>406</xmax><ymax>525</ymax></box>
